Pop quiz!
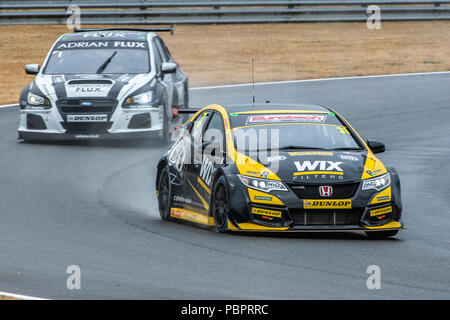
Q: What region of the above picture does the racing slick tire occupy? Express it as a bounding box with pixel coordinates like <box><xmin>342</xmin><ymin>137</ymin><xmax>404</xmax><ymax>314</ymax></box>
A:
<box><xmin>365</xmin><ymin>230</ymin><xmax>398</xmax><ymax>239</ymax></box>
<box><xmin>211</xmin><ymin>176</ymin><xmax>230</xmax><ymax>233</ymax></box>
<box><xmin>157</xmin><ymin>166</ymin><xmax>172</xmax><ymax>221</ymax></box>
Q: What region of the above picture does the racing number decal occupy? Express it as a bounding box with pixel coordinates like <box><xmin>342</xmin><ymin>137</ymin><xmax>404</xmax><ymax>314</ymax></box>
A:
<box><xmin>336</xmin><ymin>126</ymin><xmax>350</xmax><ymax>135</ymax></box>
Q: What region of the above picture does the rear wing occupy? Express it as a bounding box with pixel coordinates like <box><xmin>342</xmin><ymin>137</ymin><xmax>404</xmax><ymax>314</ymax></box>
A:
<box><xmin>74</xmin><ymin>26</ymin><xmax>174</xmax><ymax>35</ymax></box>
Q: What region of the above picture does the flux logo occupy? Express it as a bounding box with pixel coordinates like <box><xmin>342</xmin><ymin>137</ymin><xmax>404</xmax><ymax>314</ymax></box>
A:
<box><xmin>294</xmin><ymin>161</ymin><xmax>343</xmax><ymax>173</ymax></box>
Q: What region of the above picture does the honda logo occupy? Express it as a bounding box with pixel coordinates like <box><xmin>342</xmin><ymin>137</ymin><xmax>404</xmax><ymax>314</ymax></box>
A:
<box><xmin>319</xmin><ymin>186</ymin><xmax>333</xmax><ymax>197</ymax></box>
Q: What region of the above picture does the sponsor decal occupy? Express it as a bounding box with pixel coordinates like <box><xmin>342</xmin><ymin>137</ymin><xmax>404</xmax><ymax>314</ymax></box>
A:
<box><xmin>245</xmin><ymin>170</ymin><xmax>270</xmax><ymax>178</ymax></box>
<box><xmin>376</xmin><ymin>195</ymin><xmax>390</xmax><ymax>202</ymax></box>
<box><xmin>67</xmin><ymin>114</ymin><xmax>108</xmax><ymax>122</ymax></box>
<box><xmin>170</xmin><ymin>208</ymin><xmax>210</xmax><ymax>225</ymax></box>
<box><xmin>340</xmin><ymin>154</ymin><xmax>359</xmax><ymax>161</ymax></box>
<box><xmin>254</xmin><ymin>196</ymin><xmax>273</xmax><ymax>201</ymax></box>
<box><xmin>55</xmin><ymin>40</ymin><xmax>147</xmax><ymax>50</ymax></box>
<box><xmin>303</xmin><ymin>199</ymin><xmax>352</xmax><ymax>209</ymax></box>
<box><xmin>172</xmin><ymin>106</ymin><xmax>179</xmax><ymax>117</ymax></box>
<box><xmin>336</xmin><ymin>126</ymin><xmax>350</xmax><ymax>135</ymax></box>
<box><xmin>319</xmin><ymin>186</ymin><xmax>333</xmax><ymax>197</ymax></box>
<box><xmin>369</xmin><ymin>206</ymin><xmax>392</xmax><ymax>217</ymax></box>
<box><xmin>288</xmin><ymin>151</ymin><xmax>333</xmax><ymax>156</ymax></box>
<box><xmin>365</xmin><ymin>169</ymin><xmax>384</xmax><ymax>177</ymax></box>
<box><xmin>251</xmin><ymin>207</ymin><xmax>282</xmax><ymax>218</ymax></box>
<box><xmin>74</xmin><ymin>134</ymin><xmax>100</xmax><ymax>139</ymax></box>
<box><xmin>66</xmin><ymin>83</ymin><xmax>111</xmax><ymax>97</ymax></box>
<box><xmin>294</xmin><ymin>160</ymin><xmax>344</xmax><ymax>175</ymax></box>
<box><xmin>294</xmin><ymin>174</ymin><xmax>344</xmax><ymax>181</ymax></box>
<box><xmin>246</xmin><ymin>114</ymin><xmax>326</xmax><ymax>124</ymax></box>
<box><xmin>173</xmin><ymin>195</ymin><xmax>192</xmax><ymax>204</ymax></box>
<box><xmin>264</xmin><ymin>155</ymin><xmax>286</xmax><ymax>163</ymax></box>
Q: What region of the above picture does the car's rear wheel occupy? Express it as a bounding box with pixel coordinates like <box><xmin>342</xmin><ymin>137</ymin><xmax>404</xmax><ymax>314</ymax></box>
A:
<box><xmin>365</xmin><ymin>230</ymin><xmax>398</xmax><ymax>239</ymax></box>
<box><xmin>212</xmin><ymin>176</ymin><xmax>229</xmax><ymax>233</ymax></box>
<box><xmin>157</xmin><ymin>166</ymin><xmax>172</xmax><ymax>221</ymax></box>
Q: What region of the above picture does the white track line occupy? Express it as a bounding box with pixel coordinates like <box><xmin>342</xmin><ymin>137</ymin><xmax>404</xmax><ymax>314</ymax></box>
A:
<box><xmin>190</xmin><ymin>70</ymin><xmax>450</xmax><ymax>90</ymax></box>
<box><xmin>0</xmin><ymin>103</ymin><xmax>18</xmax><ymax>109</ymax></box>
<box><xmin>0</xmin><ymin>290</ymin><xmax>47</xmax><ymax>300</ymax></box>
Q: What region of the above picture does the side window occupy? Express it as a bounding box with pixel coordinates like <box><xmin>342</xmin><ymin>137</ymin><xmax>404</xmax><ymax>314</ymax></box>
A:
<box><xmin>190</xmin><ymin>111</ymin><xmax>211</xmax><ymax>143</ymax></box>
<box><xmin>153</xmin><ymin>42</ymin><xmax>162</xmax><ymax>74</ymax></box>
<box><xmin>155</xmin><ymin>38</ymin><xmax>169</xmax><ymax>62</ymax></box>
<box><xmin>203</xmin><ymin>112</ymin><xmax>225</xmax><ymax>147</ymax></box>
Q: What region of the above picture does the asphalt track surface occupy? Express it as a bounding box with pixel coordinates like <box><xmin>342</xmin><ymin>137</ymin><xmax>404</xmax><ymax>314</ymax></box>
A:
<box><xmin>0</xmin><ymin>73</ymin><xmax>449</xmax><ymax>299</ymax></box>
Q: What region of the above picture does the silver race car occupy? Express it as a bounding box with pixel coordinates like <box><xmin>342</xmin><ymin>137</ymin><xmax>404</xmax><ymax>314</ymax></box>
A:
<box><xmin>18</xmin><ymin>27</ymin><xmax>189</xmax><ymax>141</ymax></box>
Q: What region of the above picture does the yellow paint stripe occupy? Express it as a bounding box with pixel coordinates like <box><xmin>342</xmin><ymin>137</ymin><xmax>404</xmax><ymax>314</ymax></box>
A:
<box><xmin>197</xmin><ymin>176</ymin><xmax>211</xmax><ymax>194</ymax></box>
<box><xmin>237</xmin><ymin>222</ymin><xmax>289</xmax><ymax>231</ymax></box>
<box><xmin>364</xmin><ymin>221</ymin><xmax>403</xmax><ymax>230</ymax></box>
<box><xmin>294</xmin><ymin>171</ymin><xmax>344</xmax><ymax>176</ymax></box>
<box><xmin>186</xmin><ymin>178</ymin><xmax>210</xmax><ymax>211</ymax></box>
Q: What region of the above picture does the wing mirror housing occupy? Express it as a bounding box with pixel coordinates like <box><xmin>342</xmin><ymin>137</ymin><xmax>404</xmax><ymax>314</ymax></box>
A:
<box><xmin>161</xmin><ymin>62</ymin><xmax>177</xmax><ymax>74</ymax></box>
<box><xmin>25</xmin><ymin>64</ymin><xmax>40</xmax><ymax>75</ymax></box>
<box><xmin>366</xmin><ymin>139</ymin><xmax>385</xmax><ymax>154</ymax></box>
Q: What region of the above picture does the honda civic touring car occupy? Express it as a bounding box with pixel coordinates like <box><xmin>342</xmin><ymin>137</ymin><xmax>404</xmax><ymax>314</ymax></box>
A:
<box><xmin>156</xmin><ymin>103</ymin><xmax>404</xmax><ymax>239</ymax></box>
<box><xmin>18</xmin><ymin>27</ymin><xmax>189</xmax><ymax>141</ymax></box>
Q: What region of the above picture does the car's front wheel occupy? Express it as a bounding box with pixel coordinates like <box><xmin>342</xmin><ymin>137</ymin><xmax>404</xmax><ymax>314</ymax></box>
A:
<box><xmin>211</xmin><ymin>176</ymin><xmax>229</xmax><ymax>233</ymax></box>
<box><xmin>365</xmin><ymin>230</ymin><xmax>398</xmax><ymax>239</ymax></box>
<box><xmin>157</xmin><ymin>166</ymin><xmax>172</xmax><ymax>221</ymax></box>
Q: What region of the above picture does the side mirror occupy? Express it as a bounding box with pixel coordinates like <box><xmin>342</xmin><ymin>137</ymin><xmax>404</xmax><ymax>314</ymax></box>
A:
<box><xmin>367</xmin><ymin>139</ymin><xmax>385</xmax><ymax>154</ymax></box>
<box><xmin>25</xmin><ymin>64</ymin><xmax>40</xmax><ymax>75</ymax></box>
<box><xmin>161</xmin><ymin>62</ymin><xmax>177</xmax><ymax>74</ymax></box>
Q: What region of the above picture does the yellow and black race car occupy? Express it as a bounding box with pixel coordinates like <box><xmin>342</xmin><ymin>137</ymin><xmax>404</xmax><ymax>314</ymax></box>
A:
<box><xmin>156</xmin><ymin>103</ymin><xmax>404</xmax><ymax>238</ymax></box>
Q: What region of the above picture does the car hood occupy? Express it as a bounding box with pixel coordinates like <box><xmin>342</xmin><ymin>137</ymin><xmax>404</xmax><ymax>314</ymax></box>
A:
<box><xmin>33</xmin><ymin>73</ymin><xmax>154</xmax><ymax>101</ymax></box>
<box><xmin>239</xmin><ymin>149</ymin><xmax>385</xmax><ymax>183</ymax></box>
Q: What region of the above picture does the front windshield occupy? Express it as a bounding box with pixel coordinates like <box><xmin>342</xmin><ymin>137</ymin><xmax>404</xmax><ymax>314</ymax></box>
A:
<box><xmin>231</xmin><ymin>113</ymin><xmax>363</xmax><ymax>152</ymax></box>
<box><xmin>43</xmin><ymin>40</ymin><xmax>150</xmax><ymax>74</ymax></box>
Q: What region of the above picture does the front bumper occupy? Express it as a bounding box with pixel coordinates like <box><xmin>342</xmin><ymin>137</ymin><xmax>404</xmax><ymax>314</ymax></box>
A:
<box><xmin>18</xmin><ymin>106</ymin><xmax>165</xmax><ymax>141</ymax></box>
<box><xmin>225</xmin><ymin>174</ymin><xmax>404</xmax><ymax>232</ymax></box>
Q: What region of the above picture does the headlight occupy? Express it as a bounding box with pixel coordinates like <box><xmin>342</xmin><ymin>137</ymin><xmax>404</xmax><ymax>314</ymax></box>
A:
<box><xmin>239</xmin><ymin>175</ymin><xmax>288</xmax><ymax>193</ymax></box>
<box><xmin>26</xmin><ymin>92</ymin><xmax>51</xmax><ymax>109</ymax></box>
<box><xmin>123</xmin><ymin>91</ymin><xmax>154</xmax><ymax>108</ymax></box>
<box><xmin>362</xmin><ymin>173</ymin><xmax>390</xmax><ymax>191</ymax></box>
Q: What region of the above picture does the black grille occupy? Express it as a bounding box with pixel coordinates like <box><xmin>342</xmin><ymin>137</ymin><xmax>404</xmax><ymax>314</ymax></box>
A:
<box><xmin>57</xmin><ymin>98</ymin><xmax>117</xmax><ymax>133</ymax></box>
<box><xmin>62</xmin><ymin>122</ymin><xmax>112</xmax><ymax>134</ymax></box>
<box><xmin>291</xmin><ymin>209</ymin><xmax>362</xmax><ymax>226</ymax></box>
<box><xmin>56</xmin><ymin>98</ymin><xmax>117</xmax><ymax>114</ymax></box>
<box><xmin>287</xmin><ymin>182</ymin><xmax>360</xmax><ymax>199</ymax></box>
<box><xmin>128</xmin><ymin>113</ymin><xmax>151</xmax><ymax>129</ymax></box>
<box><xmin>27</xmin><ymin>114</ymin><xmax>46</xmax><ymax>130</ymax></box>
